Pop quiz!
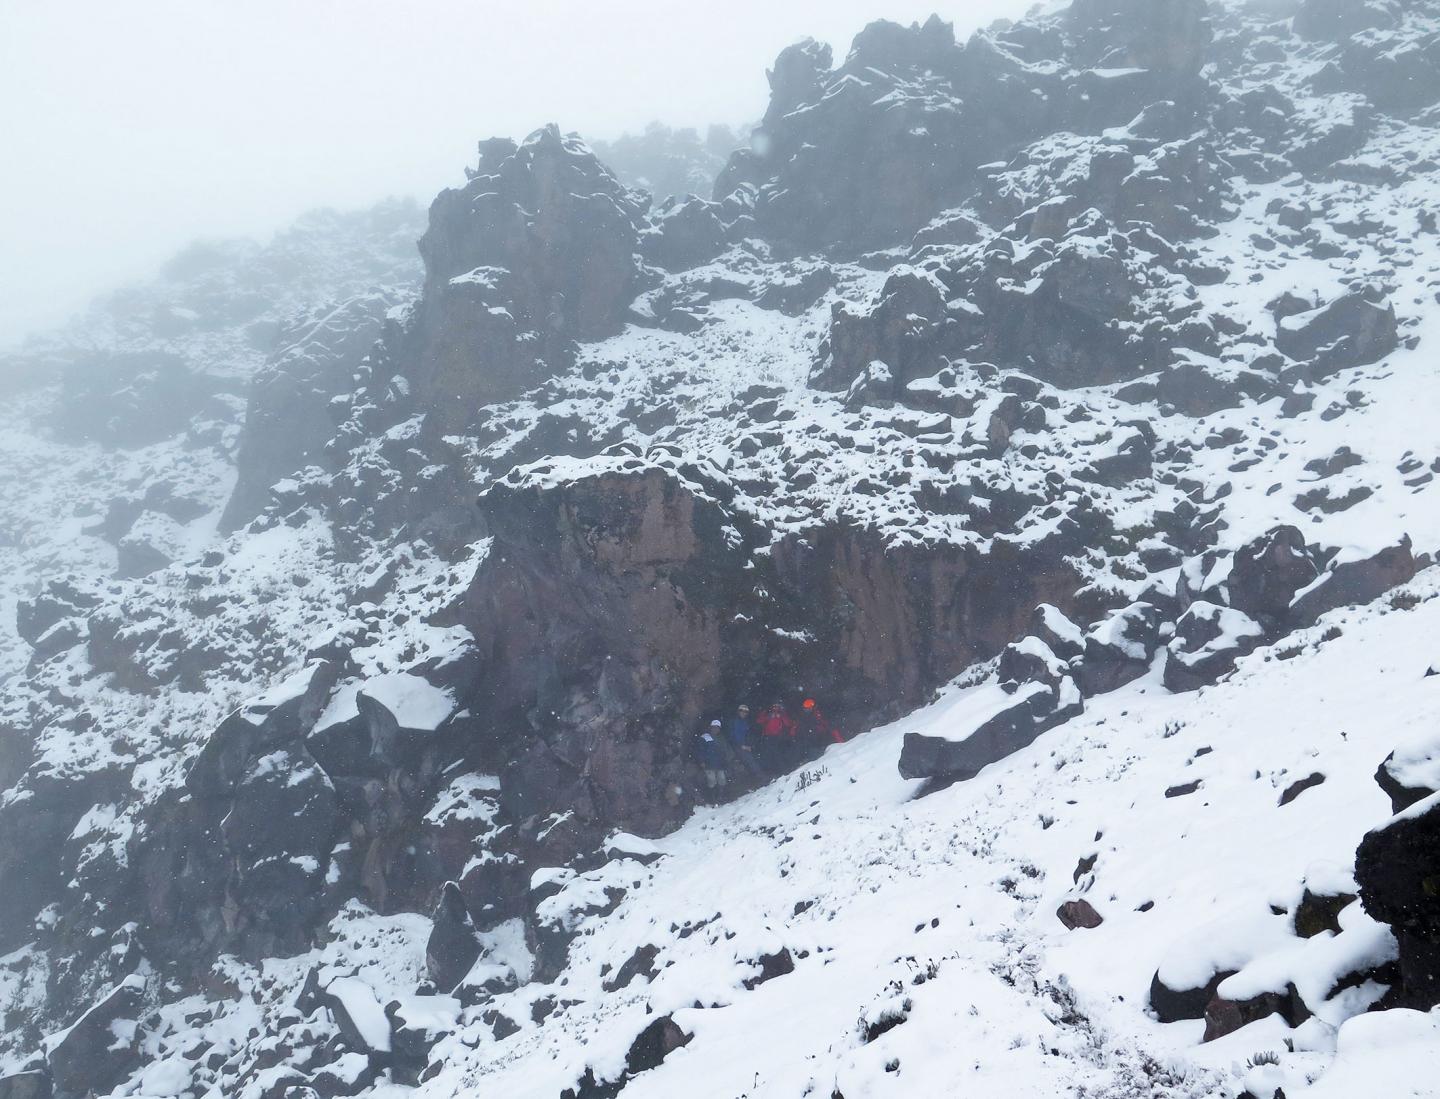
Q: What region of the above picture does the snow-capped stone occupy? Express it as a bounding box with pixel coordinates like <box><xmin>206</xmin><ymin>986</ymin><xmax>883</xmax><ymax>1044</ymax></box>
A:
<box><xmin>425</xmin><ymin>883</ymin><xmax>481</xmax><ymax>995</ymax></box>
<box><xmin>1275</xmin><ymin>292</ymin><xmax>1399</xmax><ymax>375</ymax></box>
<box><xmin>1354</xmin><ymin>792</ymin><xmax>1440</xmax><ymax>1010</ymax></box>
<box><xmin>44</xmin><ymin>975</ymin><xmax>144</xmax><ymax>1099</ymax></box>
<box><xmin>1074</xmin><ymin>602</ymin><xmax>1164</xmax><ymax>695</ymax></box>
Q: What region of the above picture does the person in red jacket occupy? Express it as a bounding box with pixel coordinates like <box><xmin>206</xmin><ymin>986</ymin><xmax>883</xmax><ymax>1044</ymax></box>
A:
<box><xmin>797</xmin><ymin>697</ymin><xmax>844</xmax><ymax>760</ymax></box>
<box><xmin>756</xmin><ymin>701</ymin><xmax>795</xmax><ymax>773</ymax></box>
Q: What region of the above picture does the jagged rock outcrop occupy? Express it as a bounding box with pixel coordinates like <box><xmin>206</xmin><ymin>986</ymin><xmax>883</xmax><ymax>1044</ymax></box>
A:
<box><xmin>722</xmin><ymin>1</ymin><xmax>1223</xmax><ymax>255</ymax></box>
<box><xmin>450</xmin><ymin>455</ymin><xmax>1083</xmax><ymax>829</ymax></box>
<box><xmin>419</xmin><ymin>126</ymin><xmax>644</xmax><ymax>342</ymax></box>
<box><xmin>223</xmin><ymin>291</ymin><xmax>401</xmax><ymax>530</ymax></box>
<box><xmin>456</xmin><ymin>459</ymin><xmax>752</xmax><ymax>836</ymax></box>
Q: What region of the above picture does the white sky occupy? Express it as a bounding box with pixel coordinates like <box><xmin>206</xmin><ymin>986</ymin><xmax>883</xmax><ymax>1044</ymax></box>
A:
<box><xmin>0</xmin><ymin>0</ymin><xmax>1034</xmax><ymax>348</ymax></box>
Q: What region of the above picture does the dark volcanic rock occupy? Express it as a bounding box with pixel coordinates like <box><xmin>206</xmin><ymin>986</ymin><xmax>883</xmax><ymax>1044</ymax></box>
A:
<box><xmin>426</xmin><ymin>882</ymin><xmax>483</xmax><ymax>994</ymax></box>
<box><xmin>1294</xmin><ymin>886</ymin><xmax>1356</xmax><ymax>939</ymax></box>
<box><xmin>899</xmin><ymin>676</ymin><xmax>1083</xmax><ymax>787</ymax></box>
<box><xmin>450</xmin><ymin>455</ymin><xmax>1082</xmax><ymax>836</ymax></box>
<box><xmin>1291</xmin><ymin>535</ymin><xmax>1421</xmax><ymax>626</ymax></box>
<box><xmin>1057</xmin><ymin>898</ymin><xmax>1104</xmax><ymax>929</ymax></box>
<box><xmin>223</xmin><ymin>292</ymin><xmax>398</xmax><ymax>531</ymax></box>
<box><xmin>1375</xmin><ymin>751</ymin><xmax>1438</xmax><ymax>815</ymax></box>
<box><xmin>1074</xmin><ymin>602</ymin><xmax>1164</xmax><ymax>695</ymax></box>
<box><xmin>1149</xmin><ymin>968</ymin><xmax>1234</xmax><ymax>1023</ymax></box>
<box><xmin>459</xmin><ymin>460</ymin><xmax>750</xmax><ymax>835</ymax></box>
<box><xmin>1163</xmin><ymin>601</ymin><xmax>1263</xmax><ymax>692</ymax></box>
<box><xmin>642</xmin><ymin>195</ymin><xmax>730</xmax><ymax>272</ymax></box>
<box><xmin>46</xmin><ymin>978</ymin><xmax>144</xmax><ymax>1099</ymax></box>
<box><xmin>1275</xmin><ymin>293</ymin><xmax>1398</xmax><ymax>374</ymax></box>
<box><xmin>1202</xmin><ymin>982</ymin><xmax>1310</xmax><ymax>1042</ymax></box>
<box><xmin>623</xmin><ymin>1014</ymin><xmax>692</xmax><ymax>1075</ymax></box>
<box><xmin>1356</xmin><ymin>797</ymin><xmax>1440</xmax><ymax>1008</ymax></box>
<box><xmin>419</xmin><ymin>126</ymin><xmax>644</xmax><ymax>340</ymax></box>
<box><xmin>811</xmin><ymin>270</ymin><xmax>947</xmax><ymax>395</ymax></box>
<box><xmin>386</xmin><ymin>127</ymin><xmax>646</xmax><ymax>437</ymax></box>
<box><xmin>0</xmin><ymin>1072</ymin><xmax>50</xmax><ymax>1099</ymax></box>
<box><xmin>1225</xmin><ymin>525</ymin><xmax>1322</xmax><ymax>635</ymax></box>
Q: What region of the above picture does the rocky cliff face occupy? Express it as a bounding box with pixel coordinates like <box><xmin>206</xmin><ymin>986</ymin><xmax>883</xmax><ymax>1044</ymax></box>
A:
<box><xmin>3</xmin><ymin>0</ymin><xmax>1440</xmax><ymax>1096</ymax></box>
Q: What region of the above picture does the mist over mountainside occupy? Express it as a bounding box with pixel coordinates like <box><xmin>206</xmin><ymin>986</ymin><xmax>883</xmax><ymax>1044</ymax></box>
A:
<box><xmin>2</xmin><ymin>1</ymin><xmax>1440</xmax><ymax>1097</ymax></box>
<box><xmin>589</xmin><ymin>123</ymin><xmax>746</xmax><ymax>208</ymax></box>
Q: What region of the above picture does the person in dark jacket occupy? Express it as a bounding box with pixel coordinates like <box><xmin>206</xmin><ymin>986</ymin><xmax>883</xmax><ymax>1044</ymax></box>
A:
<box><xmin>727</xmin><ymin>704</ymin><xmax>765</xmax><ymax>778</ymax></box>
<box><xmin>757</xmin><ymin>701</ymin><xmax>796</xmax><ymax>773</ymax></box>
<box><xmin>796</xmin><ymin>697</ymin><xmax>844</xmax><ymax>760</ymax></box>
<box><xmin>696</xmin><ymin>719</ymin><xmax>728</xmax><ymax>791</ymax></box>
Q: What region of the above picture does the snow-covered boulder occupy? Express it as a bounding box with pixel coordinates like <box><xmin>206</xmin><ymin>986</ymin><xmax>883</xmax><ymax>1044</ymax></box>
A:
<box><xmin>1275</xmin><ymin>292</ymin><xmax>1398</xmax><ymax>375</ymax></box>
<box><xmin>1163</xmin><ymin>601</ymin><xmax>1264</xmax><ymax>692</ymax></box>
<box><xmin>1074</xmin><ymin>602</ymin><xmax>1164</xmax><ymax>695</ymax></box>
<box><xmin>1355</xmin><ymin>793</ymin><xmax>1440</xmax><ymax>1009</ymax></box>
<box><xmin>898</xmin><ymin>676</ymin><xmax>1083</xmax><ymax>787</ymax></box>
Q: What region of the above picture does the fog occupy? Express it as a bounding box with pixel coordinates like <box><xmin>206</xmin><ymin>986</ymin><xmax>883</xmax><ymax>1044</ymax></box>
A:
<box><xmin>0</xmin><ymin>0</ymin><xmax>1035</xmax><ymax>349</ymax></box>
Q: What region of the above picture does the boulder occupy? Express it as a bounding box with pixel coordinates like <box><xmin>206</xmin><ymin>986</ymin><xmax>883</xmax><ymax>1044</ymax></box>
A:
<box><xmin>186</xmin><ymin>661</ymin><xmax>340</xmax><ymax>796</ymax></box>
<box><xmin>1290</xmin><ymin>536</ymin><xmax>1421</xmax><ymax>626</ymax></box>
<box><xmin>1202</xmin><ymin>983</ymin><xmax>1310</xmax><ymax>1042</ymax></box>
<box><xmin>1275</xmin><ymin>293</ymin><xmax>1398</xmax><ymax>374</ymax></box>
<box><xmin>561</xmin><ymin>1015</ymin><xmax>692</xmax><ymax>1099</ymax></box>
<box><xmin>1278</xmin><ymin>772</ymin><xmax>1327</xmax><ymax>806</ymax></box>
<box><xmin>0</xmin><ymin>1072</ymin><xmax>50</xmax><ymax>1099</ymax></box>
<box><xmin>622</xmin><ymin>1014</ymin><xmax>692</xmax><ymax>1075</ymax></box>
<box><xmin>1057</xmin><ymin>899</ymin><xmax>1104</xmax><ymax>929</ymax></box>
<box><xmin>1155</xmin><ymin>362</ymin><xmax>1245</xmax><ymax>417</ymax></box>
<box><xmin>425</xmin><ymin>883</ymin><xmax>482</xmax><ymax>994</ymax></box>
<box><xmin>50</xmin><ymin>350</ymin><xmax>214</xmax><ymax>448</ymax></box>
<box><xmin>1074</xmin><ymin>602</ymin><xmax>1164</xmax><ymax>695</ymax></box>
<box><xmin>308</xmin><ymin>1051</ymin><xmax>380</xmax><ymax>1097</ymax></box>
<box><xmin>602</xmin><ymin>944</ymin><xmax>661</xmax><ymax>993</ymax></box>
<box><xmin>1030</xmin><ymin>604</ymin><xmax>1086</xmax><ymax>662</ymax></box>
<box><xmin>997</xmin><ymin>636</ymin><xmax>1067</xmax><ymax>693</ymax></box>
<box><xmin>1294</xmin><ymin>887</ymin><xmax>1356</xmax><ymax>939</ymax></box>
<box><xmin>1355</xmin><ymin>795</ymin><xmax>1440</xmax><ymax>1008</ymax></box>
<box><xmin>1225</xmin><ymin>526</ymin><xmax>1322</xmax><ymax>634</ymax></box>
<box><xmin>385</xmin><ymin>996</ymin><xmax>459</xmax><ymax>1083</ymax></box>
<box><xmin>899</xmin><ymin>677</ymin><xmax>1084</xmax><ymax>787</ymax></box>
<box><xmin>15</xmin><ymin>577</ymin><xmax>102</xmax><ymax>649</ymax></box>
<box><xmin>1163</xmin><ymin>601</ymin><xmax>1264</xmax><ymax>692</ymax></box>
<box><xmin>1375</xmin><ymin>747</ymin><xmax>1439</xmax><ymax>815</ymax></box>
<box><xmin>46</xmin><ymin>977</ymin><xmax>144</xmax><ymax>1099</ymax></box>
<box><xmin>811</xmin><ymin>270</ymin><xmax>947</xmax><ymax>394</ymax></box>
<box><xmin>743</xmin><ymin>948</ymin><xmax>796</xmax><ymax>990</ymax></box>
<box><xmin>321</xmin><ymin>977</ymin><xmax>393</xmax><ymax>1058</ymax></box>
<box><xmin>1149</xmin><ymin>968</ymin><xmax>1234</xmax><ymax>1023</ymax></box>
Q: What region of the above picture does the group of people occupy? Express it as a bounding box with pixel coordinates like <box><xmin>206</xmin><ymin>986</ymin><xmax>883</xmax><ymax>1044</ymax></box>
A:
<box><xmin>693</xmin><ymin>697</ymin><xmax>845</xmax><ymax>793</ymax></box>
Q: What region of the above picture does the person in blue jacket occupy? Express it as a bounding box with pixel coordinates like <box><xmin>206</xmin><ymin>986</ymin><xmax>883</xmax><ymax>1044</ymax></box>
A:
<box><xmin>696</xmin><ymin>719</ymin><xmax>728</xmax><ymax>792</ymax></box>
<box><xmin>727</xmin><ymin>703</ymin><xmax>765</xmax><ymax>779</ymax></box>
